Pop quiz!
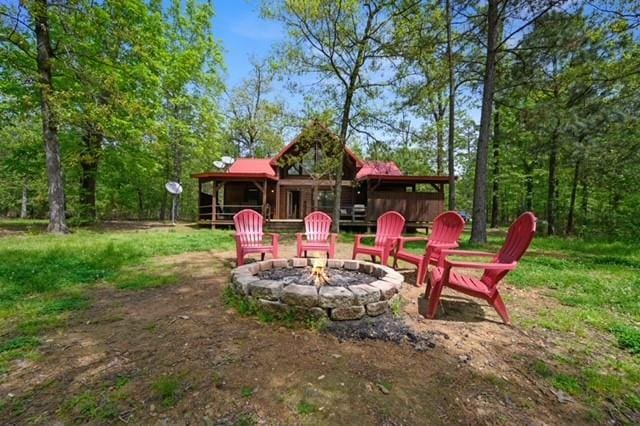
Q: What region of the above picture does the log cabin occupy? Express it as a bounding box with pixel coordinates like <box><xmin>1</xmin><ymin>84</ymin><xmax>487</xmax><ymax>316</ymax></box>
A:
<box><xmin>192</xmin><ymin>124</ymin><xmax>453</xmax><ymax>231</ymax></box>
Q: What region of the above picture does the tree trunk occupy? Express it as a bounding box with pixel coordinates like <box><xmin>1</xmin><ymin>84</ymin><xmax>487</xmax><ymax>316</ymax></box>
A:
<box><xmin>137</xmin><ymin>189</ymin><xmax>145</xmax><ymax>220</ymax></box>
<box><xmin>446</xmin><ymin>0</ymin><xmax>456</xmax><ymax>210</ymax></box>
<box><xmin>34</xmin><ymin>0</ymin><xmax>68</xmax><ymax>234</ymax></box>
<box><xmin>436</xmin><ymin>122</ymin><xmax>444</xmax><ymax>175</ymax></box>
<box><xmin>330</xmin><ymin>5</ymin><xmax>375</xmax><ymax>233</ymax></box>
<box><xmin>433</xmin><ymin>99</ymin><xmax>445</xmax><ymax>175</ymax></box>
<box><xmin>580</xmin><ymin>173</ymin><xmax>588</xmax><ymax>227</ymax></box>
<box><xmin>490</xmin><ymin>109</ymin><xmax>500</xmax><ymax>228</ymax></box>
<box><xmin>332</xmin><ymin>88</ymin><xmax>354</xmax><ymax>233</ymax></box>
<box><xmin>79</xmin><ymin>124</ymin><xmax>102</xmax><ymax>222</ymax></box>
<box><xmin>565</xmin><ymin>158</ymin><xmax>580</xmax><ymax>235</ymax></box>
<box><xmin>470</xmin><ymin>0</ymin><xmax>500</xmax><ymax>244</ymax></box>
<box><xmin>547</xmin><ymin>128</ymin><xmax>559</xmax><ymax>235</ymax></box>
<box><xmin>20</xmin><ymin>177</ymin><xmax>28</xmax><ymax>219</ymax></box>
<box><xmin>524</xmin><ymin>160</ymin><xmax>534</xmax><ymax>211</ymax></box>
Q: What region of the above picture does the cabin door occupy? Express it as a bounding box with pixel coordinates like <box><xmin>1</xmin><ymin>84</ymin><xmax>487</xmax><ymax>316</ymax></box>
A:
<box><xmin>286</xmin><ymin>190</ymin><xmax>301</xmax><ymax>219</ymax></box>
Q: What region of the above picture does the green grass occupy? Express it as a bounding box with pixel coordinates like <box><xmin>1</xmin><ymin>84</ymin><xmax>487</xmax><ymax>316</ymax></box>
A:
<box><xmin>63</xmin><ymin>391</ymin><xmax>119</xmax><ymax>422</ymax></box>
<box><xmin>240</xmin><ymin>386</ymin><xmax>254</xmax><ymax>398</ymax></box>
<box><xmin>297</xmin><ymin>400</ymin><xmax>316</xmax><ymax>415</ymax></box>
<box><xmin>152</xmin><ymin>374</ymin><xmax>186</xmax><ymax>407</ymax></box>
<box><xmin>0</xmin><ymin>224</ymin><xmax>234</xmax><ymax>372</ymax></box>
<box><xmin>395</xmin><ymin>231</ymin><xmax>640</xmax><ymax>418</ymax></box>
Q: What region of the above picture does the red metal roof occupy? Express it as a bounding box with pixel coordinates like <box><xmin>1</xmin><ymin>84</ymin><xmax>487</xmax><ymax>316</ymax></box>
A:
<box><xmin>190</xmin><ymin>171</ymin><xmax>278</xmax><ymax>181</ymax></box>
<box><xmin>356</xmin><ymin>161</ymin><xmax>403</xmax><ymax>179</ymax></box>
<box><xmin>356</xmin><ymin>174</ymin><xmax>453</xmax><ymax>183</ymax></box>
<box><xmin>228</xmin><ymin>158</ymin><xmax>276</xmax><ymax>177</ymax></box>
<box><xmin>269</xmin><ymin>135</ymin><xmax>363</xmax><ymax>167</ymax></box>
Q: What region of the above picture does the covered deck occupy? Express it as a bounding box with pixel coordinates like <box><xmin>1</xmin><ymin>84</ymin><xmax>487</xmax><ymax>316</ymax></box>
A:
<box><xmin>192</xmin><ymin>170</ymin><xmax>452</xmax><ymax>231</ymax></box>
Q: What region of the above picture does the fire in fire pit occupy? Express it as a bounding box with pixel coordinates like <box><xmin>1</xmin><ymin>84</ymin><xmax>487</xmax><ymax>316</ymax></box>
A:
<box><xmin>310</xmin><ymin>258</ymin><xmax>329</xmax><ymax>287</ymax></box>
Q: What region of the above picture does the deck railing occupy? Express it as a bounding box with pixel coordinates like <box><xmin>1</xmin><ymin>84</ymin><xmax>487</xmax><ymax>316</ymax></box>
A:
<box><xmin>198</xmin><ymin>204</ymin><xmax>263</xmax><ymax>221</ymax></box>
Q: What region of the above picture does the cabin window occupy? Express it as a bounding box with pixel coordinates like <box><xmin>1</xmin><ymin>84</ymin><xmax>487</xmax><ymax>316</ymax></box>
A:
<box><xmin>245</xmin><ymin>188</ymin><xmax>260</xmax><ymax>205</ymax></box>
<box><xmin>318</xmin><ymin>190</ymin><xmax>335</xmax><ymax>212</ymax></box>
<box><xmin>287</xmin><ymin>166</ymin><xmax>300</xmax><ymax>176</ymax></box>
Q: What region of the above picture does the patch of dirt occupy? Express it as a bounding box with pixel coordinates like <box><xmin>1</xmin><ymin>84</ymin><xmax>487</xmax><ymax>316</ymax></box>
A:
<box><xmin>0</xmin><ymin>243</ymin><xmax>591</xmax><ymax>424</ymax></box>
<box><xmin>325</xmin><ymin>314</ymin><xmax>437</xmax><ymax>351</ymax></box>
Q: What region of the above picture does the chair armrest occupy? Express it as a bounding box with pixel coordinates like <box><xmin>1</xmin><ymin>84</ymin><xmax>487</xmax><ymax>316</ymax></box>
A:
<box><xmin>428</xmin><ymin>242</ymin><xmax>459</xmax><ymax>249</ymax></box>
<box><xmin>329</xmin><ymin>233</ymin><xmax>338</xmax><ymax>242</ymax></box>
<box><xmin>445</xmin><ymin>259</ymin><xmax>517</xmax><ymax>271</ymax></box>
<box><xmin>440</xmin><ymin>249</ymin><xmax>495</xmax><ymax>257</ymax></box>
<box><xmin>399</xmin><ymin>236</ymin><xmax>429</xmax><ymax>243</ymax></box>
<box><xmin>355</xmin><ymin>234</ymin><xmax>376</xmax><ymax>245</ymax></box>
<box><xmin>356</xmin><ymin>234</ymin><xmax>377</xmax><ymax>239</ymax></box>
<box><xmin>397</xmin><ymin>236</ymin><xmax>428</xmax><ymax>251</ymax></box>
<box><xmin>266</xmin><ymin>233</ymin><xmax>279</xmax><ymax>243</ymax></box>
<box><xmin>438</xmin><ymin>249</ymin><xmax>495</xmax><ymax>267</ymax></box>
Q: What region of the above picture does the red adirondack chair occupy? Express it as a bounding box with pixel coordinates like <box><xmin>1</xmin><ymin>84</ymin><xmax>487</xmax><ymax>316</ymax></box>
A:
<box><xmin>352</xmin><ymin>211</ymin><xmax>405</xmax><ymax>266</ymax></box>
<box><xmin>233</xmin><ymin>209</ymin><xmax>280</xmax><ymax>266</ymax></box>
<box><xmin>393</xmin><ymin>211</ymin><xmax>465</xmax><ymax>286</ymax></box>
<box><xmin>425</xmin><ymin>212</ymin><xmax>537</xmax><ymax>325</ymax></box>
<box><xmin>296</xmin><ymin>211</ymin><xmax>337</xmax><ymax>258</ymax></box>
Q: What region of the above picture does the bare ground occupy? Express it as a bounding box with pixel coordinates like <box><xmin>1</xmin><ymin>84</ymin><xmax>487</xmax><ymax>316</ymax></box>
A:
<box><xmin>0</xmin><ymin>243</ymin><xmax>592</xmax><ymax>425</ymax></box>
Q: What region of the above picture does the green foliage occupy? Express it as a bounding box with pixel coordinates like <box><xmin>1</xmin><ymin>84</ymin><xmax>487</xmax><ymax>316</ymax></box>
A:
<box><xmin>389</xmin><ymin>295</ymin><xmax>406</xmax><ymax>318</ymax></box>
<box><xmin>531</xmin><ymin>359</ymin><xmax>553</xmax><ymax>378</ymax></box>
<box><xmin>0</xmin><ymin>0</ymin><xmax>224</xmax><ymax>222</ymax></box>
<box><xmin>610</xmin><ymin>324</ymin><xmax>640</xmax><ymax>355</ymax></box>
<box><xmin>296</xmin><ymin>400</ymin><xmax>316</xmax><ymax>415</ymax></box>
<box><xmin>553</xmin><ymin>374</ymin><xmax>583</xmax><ymax>396</ymax></box>
<box><xmin>240</xmin><ymin>387</ymin><xmax>254</xmax><ymax>398</ymax></box>
<box><xmin>0</xmin><ymin>336</ymin><xmax>40</xmax><ymax>353</ymax></box>
<box><xmin>64</xmin><ymin>391</ymin><xmax>119</xmax><ymax>422</ymax></box>
<box><xmin>152</xmin><ymin>374</ymin><xmax>186</xmax><ymax>407</ymax></box>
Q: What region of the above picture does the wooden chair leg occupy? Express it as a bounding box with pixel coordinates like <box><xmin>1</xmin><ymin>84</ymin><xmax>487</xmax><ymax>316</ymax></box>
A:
<box><xmin>491</xmin><ymin>293</ymin><xmax>511</xmax><ymax>325</ymax></box>
<box><xmin>426</xmin><ymin>281</ymin><xmax>445</xmax><ymax>319</ymax></box>
<box><xmin>416</xmin><ymin>263</ymin><xmax>424</xmax><ymax>287</ymax></box>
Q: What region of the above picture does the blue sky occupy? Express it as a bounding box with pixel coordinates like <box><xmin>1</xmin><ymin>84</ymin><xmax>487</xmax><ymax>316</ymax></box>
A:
<box><xmin>213</xmin><ymin>1</ymin><xmax>283</xmax><ymax>87</ymax></box>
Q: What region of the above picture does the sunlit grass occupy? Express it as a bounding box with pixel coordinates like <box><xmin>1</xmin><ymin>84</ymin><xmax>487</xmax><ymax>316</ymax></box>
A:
<box><xmin>0</xmin><ymin>224</ymin><xmax>234</xmax><ymax>372</ymax></box>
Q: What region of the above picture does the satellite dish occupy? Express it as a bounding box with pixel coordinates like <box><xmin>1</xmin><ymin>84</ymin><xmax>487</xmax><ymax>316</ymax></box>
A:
<box><xmin>165</xmin><ymin>181</ymin><xmax>183</xmax><ymax>225</ymax></box>
<box><xmin>213</xmin><ymin>160</ymin><xmax>226</xmax><ymax>169</ymax></box>
<box><xmin>165</xmin><ymin>181</ymin><xmax>183</xmax><ymax>195</ymax></box>
<box><xmin>221</xmin><ymin>156</ymin><xmax>235</xmax><ymax>165</ymax></box>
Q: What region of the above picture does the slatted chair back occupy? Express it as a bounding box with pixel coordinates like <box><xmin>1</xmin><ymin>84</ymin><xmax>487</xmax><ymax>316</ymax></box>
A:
<box><xmin>482</xmin><ymin>212</ymin><xmax>537</xmax><ymax>285</ymax></box>
<box><xmin>375</xmin><ymin>211</ymin><xmax>405</xmax><ymax>247</ymax></box>
<box><xmin>304</xmin><ymin>211</ymin><xmax>332</xmax><ymax>242</ymax></box>
<box><xmin>428</xmin><ymin>211</ymin><xmax>465</xmax><ymax>248</ymax></box>
<box><xmin>233</xmin><ymin>209</ymin><xmax>264</xmax><ymax>246</ymax></box>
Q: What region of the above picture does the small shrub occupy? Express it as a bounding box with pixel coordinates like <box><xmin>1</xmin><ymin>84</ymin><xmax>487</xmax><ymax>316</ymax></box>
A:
<box><xmin>531</xmin><ymin>359</ymin><xmax>553</xmax><ymax>378</ymax></box>
<box><xmin>390</xmin><ymin>296</ymin><xmax>406</xmax><ymax>318</ymax></box>
<box><xmin>297</xmin><ymin>400</ymin><xmax>316</xmax><ymax>415</ymax></box>
<box><xmin>240</xmin><ymin>387</ymin><xmax>254</xmax><ymax>398</ymax></box>
<box><xmin>0</xmin><ymin>336</ymin><xmax>40</xmax><ymax>353</ymax></box>
<box><xmin>64</xmin><ymin>391</ymin><xmax>118</xmax><ymax>421</ymax></box>
<box><xmin>610</xmin><ymin>324</ymin><xmax>640</xmax><ymax>354</ymax></box>
<box><xmin>223</xmin><ymin>286</ymin><xmax>258</xmax><ymax>316</ymax></box>
<box><xmin>152</xmin><ymin>375</ymin><xmax>185</xmax><ymax>407</ymax></box>
<box><xmin>553</xmin><ymin>374</ymin><xmax>582</xmax><ymax>395</ymax></box>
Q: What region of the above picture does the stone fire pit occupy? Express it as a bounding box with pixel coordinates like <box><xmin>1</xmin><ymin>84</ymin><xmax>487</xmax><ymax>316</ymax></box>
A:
<box><xmin>229</xmin><ymin>258</ymin><xmax>404</xmax><ymax>321</ymax></box>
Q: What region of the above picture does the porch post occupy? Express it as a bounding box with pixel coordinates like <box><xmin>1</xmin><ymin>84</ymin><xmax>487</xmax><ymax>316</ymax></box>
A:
<box><xmin>262</xmin><ymin>179</ymin><xmax>267</xmax><ymax>213</ymax></box>
<box><xmin>198</xmin><ymin>179</ymin><xmax>202</xmax><ymax>223</ymax></box>
<box><xmin>211</xmin><ymin>180</ymin><xmax>217</xmax><ymax>229</ymax></box>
